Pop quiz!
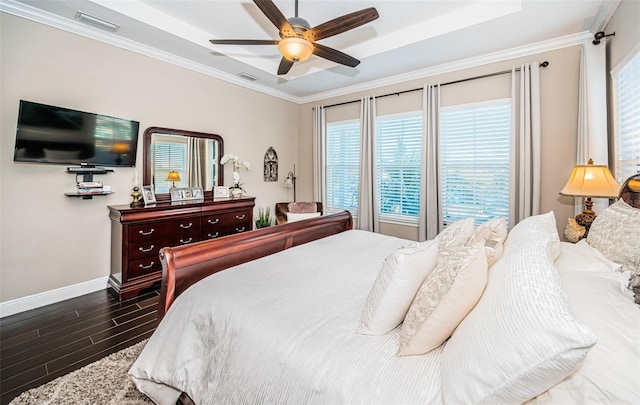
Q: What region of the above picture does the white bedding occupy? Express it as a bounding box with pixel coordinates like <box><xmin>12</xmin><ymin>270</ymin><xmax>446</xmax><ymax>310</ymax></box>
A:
<box><xmin>130</xmin><ymin>230</ymin><xmax>444</xmax><ymax>405</ymax></box>
<box><xmin>130</xmin><ymin>230</ymin><xmax>640</xmax><ymax>405</ymax></box>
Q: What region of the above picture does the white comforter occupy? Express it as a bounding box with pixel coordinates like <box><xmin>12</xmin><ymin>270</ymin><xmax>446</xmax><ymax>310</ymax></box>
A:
<box><xmin>130</xmin><ymin>230</ymin><xmax>444</xmax><ymax>405</ymax></box>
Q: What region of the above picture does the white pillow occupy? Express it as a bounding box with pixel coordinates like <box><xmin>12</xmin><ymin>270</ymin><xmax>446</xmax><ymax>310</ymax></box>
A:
<box><xmin>440</xmin><ymin>237</ymin><xmax>597</xmax><ymax>404</ymax></box>
<box><xmin>286</xmin><ymin>212</ymin><xmax>321</xmax><ymax>222</ymax></box>
<box><xmin>554</xmin><ymin>239</ymin><xmax>622</xmax><ymax>274</ymax></box>
<box><xmin>528</xmin><ymin>270</ymin><xmax>640</xmax><ymax>404</ymax></box>
<box><xmin>503</xmin><ymin>211</ymin><xmax>559</xmax><ymax>257</ymax></box>
<box><xmin>435</xmin><ymin>218</ymin><xmax>476</xmax><ymax>249</ymax></box>
<box><xmin>470</xmin><ymin>217</ymin><xmax>508</xmax><ymax>267</ymax></box>
<box><xmin>358</xmin><ymin>240</ymin><xmax>439</xmax><ymax>335</ymax></box>
<box><xmin>397</xmin><ymin>243</ymin><xmax>487</xmax><ymax>356</ymax></box>
<box><xmin>587</xmin><ymin>199</ymin><xmax>640</xmax><ymax>274</ymax></box>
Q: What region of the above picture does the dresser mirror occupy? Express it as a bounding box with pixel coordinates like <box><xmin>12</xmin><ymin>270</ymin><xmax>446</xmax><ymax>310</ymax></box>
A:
<box><xmin>143</xmin><ymin>127</ymin><xmax>224</xmax><ymax>202</ymax></box>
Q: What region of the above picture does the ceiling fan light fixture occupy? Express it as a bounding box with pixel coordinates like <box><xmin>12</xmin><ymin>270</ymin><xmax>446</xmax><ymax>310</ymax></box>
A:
<box><xmin>278</xmin><ymin>37</ymin><xmax>313</xmax><ymax>63</ymax></box>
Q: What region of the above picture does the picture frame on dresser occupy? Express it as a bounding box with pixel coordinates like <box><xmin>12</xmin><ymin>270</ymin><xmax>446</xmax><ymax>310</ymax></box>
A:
<box><xmin>170</xmin><ymin>186</ymin><xmax>204</xmax><ymax>202</ymax></box>
<box><xmin>213</xmin><ymin>186</ymin><xmax>230</xmax><ymax>199</ymax></box>
<box><xmin>142</xmin><ymin>185</ymin><xmax>156</xmax><ymax>205</ymax></box>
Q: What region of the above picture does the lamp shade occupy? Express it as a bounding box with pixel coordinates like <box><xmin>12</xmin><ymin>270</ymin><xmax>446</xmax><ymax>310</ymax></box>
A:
<box><xmin>166</xmin><ymin>170</ymin><xmax>181</xmax><ymax>182</ymax></box>
<box><xmin>278</xmin><ymin>37</ymin><xmax>314</xmax><ymax>63</ymax></box>
<box><xmin>560</xmin><ymin>160</ymin><xmax>620</xmax><ymax>198</ymax></box>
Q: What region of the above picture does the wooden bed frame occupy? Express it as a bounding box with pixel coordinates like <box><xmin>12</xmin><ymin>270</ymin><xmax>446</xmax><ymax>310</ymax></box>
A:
<box><xmin>158</xmin><ymin>210</ymin><xmax>353</xmax><ymax>318</ymax></box>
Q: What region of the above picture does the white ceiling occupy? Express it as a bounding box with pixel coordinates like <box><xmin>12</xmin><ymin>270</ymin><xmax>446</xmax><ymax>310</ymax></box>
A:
<box><xmin>2</xmin><ymin>0</ymin><xmax>621</xmax><ymax>103</ymax></box>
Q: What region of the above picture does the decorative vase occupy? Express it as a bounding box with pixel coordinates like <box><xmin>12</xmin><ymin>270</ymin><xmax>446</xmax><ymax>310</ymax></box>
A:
<box><xmin>231</xmin><ymin>188</ymin><xmax>244</xmax><ymax>198</ymax></box>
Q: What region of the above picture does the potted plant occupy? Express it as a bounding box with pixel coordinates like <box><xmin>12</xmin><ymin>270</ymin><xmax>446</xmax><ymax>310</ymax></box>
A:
<box><xmin>255</xmin><ymin>207</ymin><xmax>273</xmax><ymax>229</ymax></box>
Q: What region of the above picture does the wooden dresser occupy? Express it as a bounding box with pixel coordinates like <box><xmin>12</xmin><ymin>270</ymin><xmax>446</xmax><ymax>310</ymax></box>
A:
<box><xmin>108</xmin><ymin>197</ymin><xmax>255</xmax><ymax>300</ymax></box>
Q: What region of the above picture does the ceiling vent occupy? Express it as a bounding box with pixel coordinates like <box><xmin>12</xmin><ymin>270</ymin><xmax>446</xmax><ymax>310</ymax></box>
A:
<box><xmin>75</xmin><ymin>12</ymin><xmax>119</xmax><ymax>32</ymax></box>
<box><xmin>237</xmin><ymin>72</ymin><xmax>258</xmax><ymax>82</ymax></box>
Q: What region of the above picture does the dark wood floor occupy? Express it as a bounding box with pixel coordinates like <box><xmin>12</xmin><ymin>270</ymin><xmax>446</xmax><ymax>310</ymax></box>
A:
<box><xmin>0</xmin><ymin>289</ymin><xmax>159</xmax><ymax>405</ymax></box>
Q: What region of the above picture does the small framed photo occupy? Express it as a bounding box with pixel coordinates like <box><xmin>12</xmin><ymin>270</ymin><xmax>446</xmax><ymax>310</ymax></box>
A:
<box><xmin>170</xmin><ymin>187</ymin><xmax>204</xmax><ymax>202</ymax></box>
<box><xmin>142</xmin><ymin>185</ymin><xmax>156</xmax><ymax>205</ymax></box>
<box><xmin>213</xmin><ymin>186</ymin><xmax>230</xmax><ymax>200</ymax></box>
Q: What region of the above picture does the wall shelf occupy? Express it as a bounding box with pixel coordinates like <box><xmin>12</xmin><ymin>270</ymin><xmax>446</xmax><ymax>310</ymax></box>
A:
<box><xmin>65</xmin><ymin>167</ymin><xmax>114</xmax><ymax>200</ymax></box>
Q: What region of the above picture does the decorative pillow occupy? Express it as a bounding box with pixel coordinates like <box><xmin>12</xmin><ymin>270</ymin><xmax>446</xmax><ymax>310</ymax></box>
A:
<box><xmin>440</xmin><ymin>237</ymin><xmax>597</xmax><ymax>404</ymax></box>
<box><xmin>358</xmin><ymin>240</ymin><xmax>439</xmax><ymax>335</ymax></box>
<box><xmin>286</xmin><ymin>212</ymin><xmax>321</xmax><ymax>222</ymax></box>
<box><xmin>503</xmin><ymin>211</ymin><xmax>559</xmax><ymax>257</ymax></box>
<box><xmin>554</xmin><ymin>239</ymin><xmax>621</xmax><ymax>274</ymax></box>
<box><xmin>287</xmin><ymin>202</ymin><xmax>318</xmax><ymax>214</ymax></box>
<box><xmin>397</xmin><ymin>242</ymin><xmax>487</xmax><ymax>356</ymax></box>
<box><xmin>470</xmin><ymin>217</ymin><xmax>508</xmax><ymax>267</ymax></box>
<box><xmin>435</xmin><ymin>218</ymin><xmax>476</xmax><ymax>250</ymax></box>
<box><xmin>586</xmin><ymin>199</ymin><xmax>640</xmax><ymax>274</ymax></box>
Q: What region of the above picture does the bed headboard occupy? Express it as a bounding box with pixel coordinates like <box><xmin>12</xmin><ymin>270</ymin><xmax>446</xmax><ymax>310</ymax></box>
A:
<box><xmin>619</xmin><ymin>174</ymin><xmax>640</xmax><ymax>209</ymax></box>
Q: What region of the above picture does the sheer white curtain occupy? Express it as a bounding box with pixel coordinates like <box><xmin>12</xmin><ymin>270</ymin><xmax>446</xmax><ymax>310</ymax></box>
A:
<box><xmin>576</xmin><ymin>43</ymin><xmax>609</xmax><ymax>214</ymax></box>
<box><xmin>510</xmin><ymin>63</ymin><xmax>541</xmax><ymax>225</ymax></box>
<box><xmin>312</xmin><ymin>105</ymin><xmax>326</xmax><ymax>208</ymax></box>
<box><xmin>357</xmin><ymin>96</ymin><xmax>379</xmax><ymax>232</ymax></box>
<box><xmin>419</xmin><ymin>84</ymin><xmax>441</xmax><ymax>240</ymax></box>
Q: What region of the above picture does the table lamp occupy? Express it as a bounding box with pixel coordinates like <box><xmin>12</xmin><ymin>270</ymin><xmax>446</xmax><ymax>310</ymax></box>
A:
<box><xmin>166</xmin><ymin>170</ymin><xmax>181</xmax><ymax>188</ymax></box>
<box><xmin>559</xmin><ymin>158</ymin><xmax>620</xmax><ymax>233</ymax></box>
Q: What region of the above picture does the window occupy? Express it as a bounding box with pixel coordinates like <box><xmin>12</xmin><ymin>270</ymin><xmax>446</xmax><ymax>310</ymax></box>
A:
<box><xmin>613</xmin><ymin>49</ymin><xmax>640</xmax><ymax>182</ymax></box>
<box><xmin>440</xmin><ymin>99</ymin><xmax>512</xmax><ymax>225</ymax></box>
<box><xmin>376</xmin><ymin>112</ymin><xmax>422</xmax><ymax>223</ymax></box>
<box><xmin>326</xmin><ymin>120</ymin><xmax>360</xmax><ymax>214</ymax></box>
<box><xmin>151</xmin><ymin>136</ymin><xmax>187</xmax><ymax>193</ymax></box>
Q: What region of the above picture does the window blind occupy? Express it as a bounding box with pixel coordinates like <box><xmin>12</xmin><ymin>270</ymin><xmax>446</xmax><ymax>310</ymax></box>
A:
<box><xmin>614</xmin><ymin>50</ymin><xmax>640</xmax><ymax>181</ymax></box>
<box><xmin>326</xmin><ymin>120</ymin><xmax>361</xmax><ymax>213</ymax></box>
<box><xmin>152</xmin><ymin>142</ymin><xmax>187</xmax><ymax>193</ymax></box>
<box><xmin>440</xmin><ymin>99</ymin><xmax>511</xmax><ymax>225</ymax></box>
<box><xmin>376</xmin><ymin>112</ymin><xmax>422</xmax><ymax>222</ymax></box>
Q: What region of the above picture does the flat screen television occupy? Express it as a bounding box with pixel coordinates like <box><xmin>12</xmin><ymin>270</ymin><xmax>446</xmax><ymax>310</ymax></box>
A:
<box><xmin>14</xmin><ymin>100</ymin><xmax>140</xmax><ymax>167</ymax></box>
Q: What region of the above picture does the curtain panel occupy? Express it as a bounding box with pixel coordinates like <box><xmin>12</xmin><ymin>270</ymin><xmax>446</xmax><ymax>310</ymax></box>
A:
<box><xmin>312</xmin><ymin>105</ymin><xmax>326</xmax><ymax>210</ymax></box>
<box><xmin>510</xmin><ymin>63</ymin><xmax>541</xmax><ymax>225</ymax></box>
<box><xmin>357</xmin><ymin>96</ymin><xmax>379</xmax><ymax>232</ymax></box>
<box><xmin>419</xmin><ymin>84</ymin><xmax>441</xmax><ymax>241</ymax></box>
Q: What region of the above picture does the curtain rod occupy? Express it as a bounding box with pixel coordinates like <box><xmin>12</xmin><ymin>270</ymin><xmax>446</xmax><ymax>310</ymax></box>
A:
<box><xmin>320</xmin><ymin>61</ymin><xmax>549</xmax><ymax>110</ymax></box>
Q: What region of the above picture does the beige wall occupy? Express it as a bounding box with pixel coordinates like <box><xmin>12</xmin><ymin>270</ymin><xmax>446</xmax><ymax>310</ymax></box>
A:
<box><xmin>0</xmin><ymin>14</ymin><xmax>299</xmax><ymax>302</ymax></box>
<box><xmin>298</xmin><ymin>46</ymin><xmax>583</xmax><ymax>240</ymax></box>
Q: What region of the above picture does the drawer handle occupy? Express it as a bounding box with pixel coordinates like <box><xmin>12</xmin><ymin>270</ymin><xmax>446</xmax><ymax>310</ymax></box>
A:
<box><xmin>180</xmin><ymin>237</ymin><xmax>193</xmax><ymax>244</ymax></box>
<box><xmin>208</xmin><ymin>232</ymin><xmax>219</xmax><ymax>238</ymax></box>
<box><xmin>207</xmin><ymin>218</ymin><xmax>220</xmax><ymax>225</ymax></box>
<box><xmin>139</xmin><ymin>229</ymin><xmax>155</xmax><ymax>236</ymax></box>
<box><xmin>138</xmin><ymin>245</ymin><xmax>155</xmax><ymax>253</ymax></box>
<box><xmin>236</xmin><ymin>227</ymin><xmax>246</xmax><ymax>233</ymax></box>
<box><xmin>235</xmin><ymin>214</ymin><xmax>246</xmax><ymax>220</ymax></box>
<box><xmin>139</xmin><ymin>261</ymin><xmax>155</xmax><ymax>270</ymax></box>
<box><xmin>180</xmin><ymin>222</ymin><xmax>193</xmax><ymax>229</ymax></box>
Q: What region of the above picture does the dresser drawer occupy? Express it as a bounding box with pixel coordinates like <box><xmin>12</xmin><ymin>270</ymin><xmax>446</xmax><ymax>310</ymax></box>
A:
<box><xmin>129</xmin><ymin>217</ymin><xmax>200</xmax><ymax>243</ymax></box>
<box><xmin>128</xmin><ymin>257</ymin><xmax>162</xmax><ymax>280</ymax></box>
<box><xmin>202</xmin><ymin>222</ymin><xmax>251</xmax><ymax>240</ymax></box>
<box><xmin>128</xmin><ymin>231</ymin><xmax>200</xmax><ymax>260</ymax></box>
<box><xmin>202</xmin><ymin>209</ymin><xmax>252</xmax><ymax>229</ymax></box>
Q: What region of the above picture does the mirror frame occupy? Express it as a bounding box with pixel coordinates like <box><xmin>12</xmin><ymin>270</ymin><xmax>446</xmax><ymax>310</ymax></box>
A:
<box><xmin>143</xmin><ymin>127</ymin><xmax>224</xmax><ymax>203</ymax></box>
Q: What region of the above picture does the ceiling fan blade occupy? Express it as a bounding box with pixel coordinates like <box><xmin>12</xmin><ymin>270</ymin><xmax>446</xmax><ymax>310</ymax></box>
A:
<box><xmin>210</xmin><ymin>39</ymin><xmax>278</xmax><ymax>46</ymax></box>
<box><xmin>313</xmin><ymin>43</ymin><xmax>360</xmax><ymax>68</ymax></box>
<box><xmin>277</xmin><ymin>58</ymin><xmax>294</xmax><ymax>75</ymax></box>
<box><xmin>304</xmin><ymin>7</ymin><xmax>379</xmax><ymax>42</ymax></box>
<box><xmin>253</xmin><ymin>0</ymin><xmax>295</xmax><ymax>37</ymax></box>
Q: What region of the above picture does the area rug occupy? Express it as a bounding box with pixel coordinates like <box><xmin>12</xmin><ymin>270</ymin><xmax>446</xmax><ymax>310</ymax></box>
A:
<box><xmin>10</xmin><ymin>340</ymin><xmax>153</xmax><ymax>405</ymax></box>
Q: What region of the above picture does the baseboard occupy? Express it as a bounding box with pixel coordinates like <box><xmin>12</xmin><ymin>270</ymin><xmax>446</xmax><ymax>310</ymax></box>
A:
<box><xmin>0</xmin><ymin>276</ymin><xmax>109</xmax><ymax>318</ymax></box>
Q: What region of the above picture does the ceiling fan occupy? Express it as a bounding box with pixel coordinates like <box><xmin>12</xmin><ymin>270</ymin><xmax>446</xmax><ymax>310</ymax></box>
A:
<box><xmin>209</xmin><ymin>0</ymin><xmax>379</xmax><ymax>75</ymax></box>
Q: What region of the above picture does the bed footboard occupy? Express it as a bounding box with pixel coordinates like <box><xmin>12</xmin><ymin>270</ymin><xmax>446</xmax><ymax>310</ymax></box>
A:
<box><xmin>158</xmin><ymin>211</ymin><xmax>353</xmax><ymax>318</ymax></box>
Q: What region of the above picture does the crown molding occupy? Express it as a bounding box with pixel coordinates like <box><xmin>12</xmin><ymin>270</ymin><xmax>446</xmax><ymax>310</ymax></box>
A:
<box><xmin>0</xmin><ymin>0</ymin><xmax>300</xmax><ymax>103</ymax></box>
<box><xmin>298</xmin><ymin>31</ymin><xmax>593</xmax><ymax>104</ymax></box>
<box><xmin>0</xmin><ymin>0</ymin><xmax>598</xmax><ymax>105</ymax></box>
<box><xmin>591</xmin><ymin>0</ymin><xmax>622</xmax><ymax>32</ymax></box>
